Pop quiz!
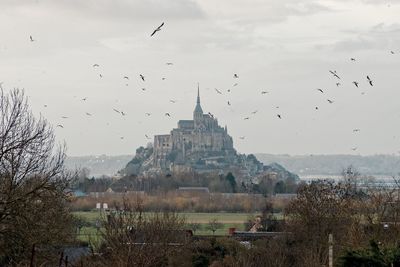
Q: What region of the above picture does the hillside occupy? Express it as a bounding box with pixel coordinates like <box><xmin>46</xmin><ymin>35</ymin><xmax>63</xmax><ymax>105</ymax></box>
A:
<box><xmin>255</xmin><ymin>154</ymin><xmax>400</xmax><ymax>176</ymax></box>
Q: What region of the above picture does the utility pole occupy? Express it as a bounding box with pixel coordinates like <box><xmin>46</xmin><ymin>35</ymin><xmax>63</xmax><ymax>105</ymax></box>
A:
<box><xmin>329</xmin><ymin>233</ymin><xmax>333</xmax><ymax>267</ymax></box>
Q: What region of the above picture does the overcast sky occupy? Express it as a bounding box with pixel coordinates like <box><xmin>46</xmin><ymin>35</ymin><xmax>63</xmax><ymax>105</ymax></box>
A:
<box><xmin>1</xmin><ymin>0</ymin><xmax>400</xmax><ymax>156</ymax></box>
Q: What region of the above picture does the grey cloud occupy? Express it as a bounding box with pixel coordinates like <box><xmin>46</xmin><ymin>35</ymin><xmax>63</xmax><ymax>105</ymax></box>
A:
<box><xmin>1</xmin><ymin>0</ymin><xmax>205</xmax><ymax>20</ymax></box>
<box><xmin>320</xmin><ymin>23</ymin><xmax>400</xmax><ymax>52</ymax></box>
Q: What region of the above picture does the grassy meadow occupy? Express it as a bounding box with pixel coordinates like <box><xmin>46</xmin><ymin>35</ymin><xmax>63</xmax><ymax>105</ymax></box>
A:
<box><xmin>74</xmin><ymin>211</ymin><xmax>258</xmax><ymax>243</ymax></box>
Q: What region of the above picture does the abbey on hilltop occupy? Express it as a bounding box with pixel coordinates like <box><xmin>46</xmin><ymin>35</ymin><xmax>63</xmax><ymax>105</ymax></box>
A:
<box><xmin>123</xmin><ymin>86</ymin><xmax>298</xmax><ymax>181</ymax></box>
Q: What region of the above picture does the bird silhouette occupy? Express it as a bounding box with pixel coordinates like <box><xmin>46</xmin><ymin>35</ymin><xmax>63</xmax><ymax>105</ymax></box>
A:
<box><xmin>336</xmin><ymin>82</ymin><xmax>341</xmax><ymax>87</ymax></box>
<box><xmin>82</xmin><ymin>97</ymin><xmax>87</xmax><ymax>101</ymax></box>
<box><xmin>391</xmin><ymin>51</ymin><xmax>395</xmax><ymax>54</ymax></box>
<box><xmin>145</xmin><ymin>134</ymin><xmax>151</xmax><ymax>139</ymax></box>
<box><xmin>121</xmin><ymin>111</ymin><xmax>126</xmax><ymax>116</ymax></box>
<box><xmin>141</xmin><ymin>88</ymin><xmax>146</xmax><ymax>91</ymax></box>
<box><xmin>317</xmin><ymin>88</ymin><xmax>324</xmax><ymax>93</ymax></box>
<box><xmin>315</xmin><ymin>107</ymin><xmax>319</xmax><ymax>110</ymax></box>
<box><xmin>151</xmin><ymin>22</ymin><xmax>164</xmax><ymax>37</ymax></box>
<box><xmin>350</xmin><ymin>58</ymin><xmax>356</xmax><ymax>61</ymax></box>
<box><xmin>251</xmin><ymin>110</ymin><xmax>258</xmax><ymax>114</ymax></box>
<box><xmin>56</xmin><ymin>124</ymin><xmax>64</xmax><ymax>128</ymax></box>
<box><xmin>329</xmin><ymin>70</ymin><xmax>341</xmax><ymax>79</ymax></box>
<box><xmin>353</xmin><ymin>81</ymin><xmax>359</xmax><ymax>88</ymax></box>
<box><xmin>169</xmin><ymin>100</ymin><xmax>176</xmax><ymax>103</ymax></box>
<box><xmin>239</xmin><ymin>136</ymin><xmax>245</xmax><ymax>140</ymax></box>
<box><xmin>61</xmin><ymin>116</ymin><xmax>68</xmax><ymax>119</ymax></box>
<box><xmin>165</xmin><ymin>113</ymin><xmax>171</xmax><ymax>117</ymax></box>
<box><xmin>86</xmin><ymin>112</ymin><xmax>92</xmax><ymax>116</ymax></box>
<box><xmin>166</xmin><ymin>62</ymin><xmax>173</xmax><ymax>65</ymax></box>
<box><xmin>113</xmin><ymin>108</ymin><xmax>121</xmax><ymax>114</ymax></box>
<box><xmin>29</xmin><ymin>35</ymin><xmax>34</xmax><ymax>42</ymax></box>
<box><xmin>261</xmin><ymin>91</ymin><xmax>268</xmax><ymax>94</ymax></box>
<box><xmin>123</xmin><ymin>76</ymin><xmax>129</xmax><ymax>80</ymax></box>
<box><xmin>367</xmin><ymin>76</ymin><xmax>373</xmax><ymax>86</ymax></box>
<box><xmin>244</xmin><ymin>117</ymin><xmax>250</xmax><ymax>120</ymax></box>
<box><xmin>93</xmin><ymin>64</ymin><xmax>99</xmax><ymax>67</ymax></box>
<box><xmin>233</xmin><ymin>83</ymin><xmax>238</xmax><ymax>87</ymax></box>
<box><xmin>351</xmin><ymin>147</ymin><xmax>358</xmax><ymax>151</ymax></box>
<box><xmin>145</xmin><ymin>113</ymin><xmax>151</xmax><ymax>116</ymax></box>
<box><xmin>99</xmin><ymin>74</ymin><xmax>103</xmax><ymax>78</ymax></box>
<box><xmin>327</xmin><ymin>99</ymin><xmax>334</xmax><ymax>104</ymax></box>
<box><xmin>227</xmin><ymin>101</ymin><xmax>231</xmax><ymax>106</ymax></box>
<box><xmin>277</xmin><ymin>114</ymin><xmax>282</xmax><ymax>119</ymax></box>
<box><xmin>233</xmin><ymin>74</ymin><xmax>239</xmax><ymax>78</ymax></box>
<box><xmin>353</xmin><ymin>129</ymin><xmax>360</xmax><ymax>132</ymax></box>
<box><xmin>215</xmin><ymin>88</ymin><xmax>222</xmax><ymax>94</ymax></box>
<box><xmin>140</xmin><ymin>74</ymin><xmax>145</xmax><ymax>81</ymax></box>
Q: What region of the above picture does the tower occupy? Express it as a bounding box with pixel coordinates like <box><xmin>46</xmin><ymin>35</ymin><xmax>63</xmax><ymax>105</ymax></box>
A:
<box><xmin>193</xmin><ymin>84</ymin><xmax>203</xmax><ymax>128</ymax></box>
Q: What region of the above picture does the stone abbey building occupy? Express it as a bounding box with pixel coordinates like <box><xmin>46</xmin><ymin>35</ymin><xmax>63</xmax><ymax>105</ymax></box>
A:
<box><xmin>152</xmin><ymin>88</ymin><xmax>235</xmax><ymax>170</ymax></box>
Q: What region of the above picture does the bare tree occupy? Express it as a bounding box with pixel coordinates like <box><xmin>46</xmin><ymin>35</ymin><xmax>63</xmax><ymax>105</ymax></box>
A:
<box><xmin>0</xmin><ymin>88</ymin><xmax>74</xmax><ymax>265</ymax></box>
<box><xmin>208</xmin><ymin>218</ymin><xmax>223</xmax><ymax>235</ymax></box>
<box><xmin>97</xmin><ymin>200</ymin><xmax>188</xmax><ymax>267</ymax></box>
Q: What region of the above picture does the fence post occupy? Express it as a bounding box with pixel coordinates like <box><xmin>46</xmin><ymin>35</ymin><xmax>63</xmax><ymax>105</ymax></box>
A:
<box><xmin>329</xmin><ymin>233</ymin><xmax>333</xmax><ymax>267</ymax></box>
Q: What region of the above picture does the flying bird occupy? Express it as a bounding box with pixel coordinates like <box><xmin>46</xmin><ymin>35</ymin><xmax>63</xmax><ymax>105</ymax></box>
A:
<box><xmin>145</xmin><ymin>134</ymin><xmax>151</xmax><ymax>139</ymax></box>
<box><xmin>140</xmin><ymin>74</ymin><xmax>145</xmax><ymax>81</ymax></box>
<box><xmin>113</xmin><ymin>108</ymin><xmax>121</xmax><ymax>114</ymax></box>
<box><xmin>150</xmin><ymin>22</ymin><xmax>164</xmax><ymax>37</ymax></box>
<box><xmin>121</xmin><ymin>111</ymin><xmax>126</xmax><ymax>116</ymax></box>
<box><xmin>93</xmin><ymin>64</ymin><xmax>99</xmax><ymax>67</ymax></box>
<box><xmin>315</xmin><ymin>107</ymin><xmax>319</xmax><ymax>110</ymax></box>
<box><xmin>29</xmin><ymin>35</ymin><xmax>34</xmax><ymax>42</ymax></box>
<box><xmin>145</xmin><ymin>113</ymin><xmax>151</xmax><ymax>116</ymax></box>
<box><xmin>329</xmin><ymin>70</ymin><xmax>341</xmax><ymax>79</ymax></box>
<box><xmin>353</xmin><ymin>129</ymin><xmax>360</xmax><ymax>132</ymax></box>
<box><xmin>233</xmin><ymin>74</ymin><xmax>239</xmax><ymax>78</ymax></box>
<box><xmin>244</xmin><ymin>117</ymin><xmax>250</xmax><ymax>120</ymax></box>
<box><xmin>261</xmin><ymin>91</ymin><xmax>268</xmax><ymax>94</ymax></box>
<box><xmin>327</xmin><ymin>99</ymin><xmax>334</xmax><ymax>104</ymax></box>
<box><xmin>277</xmin><ymin>114</ymin><xmax>282</xmax><ymax>119</ymax></box>
<box><xmin>391</xmin><ymin>51</ymin><xmax>395</xmax><ymax>54</ymax></box>
<box><xmin>82</xmin><ymin>97</ymin><xmax>87</xmax><ymax>101</ymax></box>
<box><xmin>61</xmin><ymin>116</ymin><xmax>68</xmax><ymax>119</ymax></box>
<box><xmin>215</xmin><ymin>88</ymin><xmax>222</xmax><ymax>94</ymax></box>
<box><xmin>169</xmin><ymin>100</ymin><xmax>176</xmax><ymax>103</ymax></box>
<box><xmin>239</xmin><ymin>136</ymin><xmax>245</xmax><ymax>140</ymax></box>
<box><xmin>251</xmin><ymin>110</ymin><xmax>258</xmax><ymax>114</ymax></box>
<box><xmin>367</xmin><ymin>76</ymin><xmax>373</xmax><ymax>86</ymax></box>
<box><xmin>227</xmin><ymin>101</ymin><xmax>231</xmax><ymax>106</ymax></box>
<box><xmin>353</xmin><ymin>81</ymin><xmax>359</xmax><ymax>88</ymax></box>
<box><xmin>86</xmin><ymin>112</ymin><xmax>92</xmax><ymax>116</ymax></box>
<box><xmin>336</xmin><ymin>82</ymin><xmax>341</xmax><ymax>87</ymax></box>
<box><xmin>56</xmin><ymin>124</ymin><xmax>64</xmax><ymax>128</ymax></box>
<box><xmin>165</xmin><ymin>113</ymin><xmax>171</xmax><ymax>117</ymax></box>
<box><xmin>123</xmin><ymin>76</ymin><xmax>129</xmax><ymax>80</ymax></box>
<box><xmin>233</xmin><ymin>83</ymin><xmax>238</xmax><ymax>87</ymax></box>
<box><xmin>317</xmin><ymin>88</ymin><xmax>324</xmax><ymax>93</ymax></box>
<box><xmin>351</xmin><ymin>147</ymin><xmax>358</xmax><ymax>151</ymax></box>
<box><xmin>99</xmin><ymin>74</ymin><xmax>103</xmax><ymax>78</ymax></box>
<box><xmin>350</xmin><ymin>58</ymin><xmax>356</xmax><ymax>61</ymax></box>
<box><xmin>166</xmin><ymin>62</ymin><xmax>173</xmax><ymax>65</ymax></box>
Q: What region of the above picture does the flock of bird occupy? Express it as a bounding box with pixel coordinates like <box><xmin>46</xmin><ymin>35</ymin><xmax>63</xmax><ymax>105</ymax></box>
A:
<box><xmin>27</xmin><ymin>20</ymin><xmax>398</xmax><ymax>153</ymax></box>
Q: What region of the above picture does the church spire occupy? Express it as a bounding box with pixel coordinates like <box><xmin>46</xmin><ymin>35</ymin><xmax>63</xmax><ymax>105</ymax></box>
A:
<box><xmin>194</xmin><ymin>83</ymin><xmax>203</xmax><ymax>118</ymax></box>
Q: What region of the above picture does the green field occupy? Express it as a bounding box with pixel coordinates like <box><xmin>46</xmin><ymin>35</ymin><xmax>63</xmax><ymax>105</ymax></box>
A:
<box><xmin>74</xmin><ymin>211</ymin><xmax>257</xmax><ymax>242</ymax></box>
